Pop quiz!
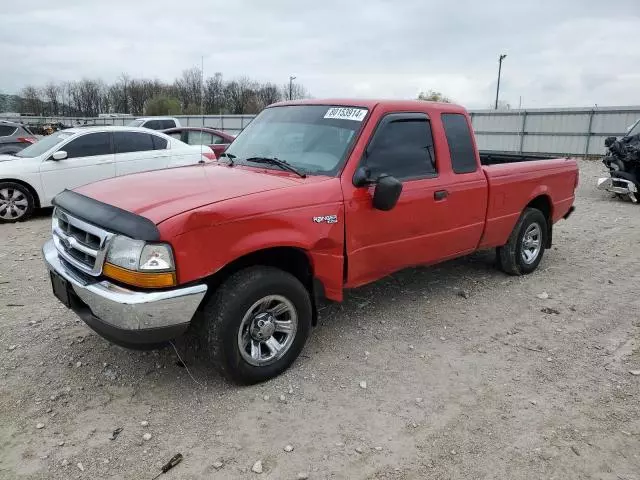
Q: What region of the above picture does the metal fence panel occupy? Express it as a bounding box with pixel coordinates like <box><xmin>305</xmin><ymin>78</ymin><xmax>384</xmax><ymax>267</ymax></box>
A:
<box><xmin>474</xmin><ymin>133</ymin><xmax>521</xmax><ymax>152</ymax></box>
<box><xmin>470</xmin><ymin>113</ymin><xmax>522</xmax><ymax>133</ymax></box>
<box><xmin>524</xmin><ymin>112</ymin><xmax>590</xmax><ymax>134</ymax></box>
<box><xmin>522</xmin><ymin>134</ymin><xmax>587</xmax><ymax>155</ymax></box>
<box><xmin>470</xmin><ymin>106</ymin><xmax>640</xmax><ymax>156</ymax></box>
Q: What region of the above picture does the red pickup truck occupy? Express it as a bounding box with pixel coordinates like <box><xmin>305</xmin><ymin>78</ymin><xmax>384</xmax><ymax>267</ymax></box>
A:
<box><xmin>43</xmin><ymin>99</ymin><xmax>578</xmax><ymax>383</ymax></box>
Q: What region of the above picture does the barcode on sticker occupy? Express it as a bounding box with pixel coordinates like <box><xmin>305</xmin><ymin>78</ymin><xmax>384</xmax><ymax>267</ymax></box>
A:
<box><xmin>324</xmin><ymin>107</ymin><xmax>368</xmax><ymax>122</ymax></box>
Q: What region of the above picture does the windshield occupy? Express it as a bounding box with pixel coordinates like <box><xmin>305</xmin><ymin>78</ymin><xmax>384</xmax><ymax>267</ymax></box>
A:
<box><xmin>627</xmin><ymin>119</ymin><xmax>640</xmax><ymax>137</ymax></box>
<box><xmin>225</xmin><ymin>105</ymin><xmax>368</xmax><ymax>176</ymax></box>
<box><xmin>127</xmin><ymin>119</ymin><xmax>145</xmax><ymax>127</ymax></box>
<box><xmin>15</xmin><ymin>132</ymin><xmax>73</xmax><ymax>158</ymax></box>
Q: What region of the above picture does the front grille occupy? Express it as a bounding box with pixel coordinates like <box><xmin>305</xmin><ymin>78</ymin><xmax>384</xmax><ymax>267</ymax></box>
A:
<box><xmin>52</xmin><ymin>208</ymin><xmax>113</xmax><ymax>276</ymax></box>
<box><xmin>57</xmin><ymin>217</ymin><xmax>102</xmax><ymax>250</ymax></box>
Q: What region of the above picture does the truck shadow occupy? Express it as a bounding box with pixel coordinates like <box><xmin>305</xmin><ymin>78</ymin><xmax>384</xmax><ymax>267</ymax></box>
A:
<box><xmin>318</xmin><ymin>249</ymin><xmax>502</xmax><ymax>326</ymax></box>
<box><xmin>158</xmin><ymin>248</ymin><xmax>506</xmax><ymax>387</ymax></box>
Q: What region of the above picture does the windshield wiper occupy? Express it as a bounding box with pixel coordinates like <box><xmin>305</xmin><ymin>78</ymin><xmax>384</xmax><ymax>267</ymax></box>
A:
<box><xmin>244</xmin><ymin>157</ymin><xmax>306</xmax><ymax>178</ymax></box>
<box><xmin>219</xmin><ymin>152</ymin><xmax>236</xmax><ymax>166</ymax></box>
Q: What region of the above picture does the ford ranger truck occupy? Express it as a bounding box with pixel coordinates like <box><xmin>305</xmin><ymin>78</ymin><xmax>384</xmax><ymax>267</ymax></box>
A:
<box><xmin>43</xmin><ymin>99</ymin><xmax>578</xmax><ymax>384</ymax></box>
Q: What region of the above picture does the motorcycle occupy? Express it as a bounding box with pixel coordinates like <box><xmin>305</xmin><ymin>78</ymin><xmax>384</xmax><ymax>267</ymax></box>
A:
<box><xmin>597</xmin><ymin>118</ymin><xmax>640</xmax><ymax>202</ymax></box>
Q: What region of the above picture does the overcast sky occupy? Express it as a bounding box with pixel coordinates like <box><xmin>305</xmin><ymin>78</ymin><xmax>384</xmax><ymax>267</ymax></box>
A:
<box><xmin>2</xmin><ymin>0</ymin><xmax>639</xmax><ymax>109</ymax></box>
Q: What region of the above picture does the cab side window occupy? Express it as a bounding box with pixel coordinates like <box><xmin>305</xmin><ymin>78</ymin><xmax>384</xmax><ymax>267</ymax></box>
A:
<box><xmin>365</xmin><ymin>114</ymin><xmax>436</xmax><ymax>180</ymax></box>
<box><xmin>441</xmin><ymin>113</ymin><xmax>477</xmax><ymax>174</ymax></box>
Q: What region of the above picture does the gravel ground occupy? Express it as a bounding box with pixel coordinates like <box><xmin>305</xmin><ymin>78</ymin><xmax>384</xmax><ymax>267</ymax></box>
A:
<box><xmin>0</xmin><ymin>159</ymin><xmax>639</xmax><ymax>480</ymax></box>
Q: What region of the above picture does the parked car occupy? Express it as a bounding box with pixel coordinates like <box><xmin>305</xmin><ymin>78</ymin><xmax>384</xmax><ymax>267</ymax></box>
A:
<box><xmin>0</xmin><ymin>126</ymin><xmax>214</xmax><ymax>222</ymax></box>
<box><xmin>0</xmin><ymin>120</ymin><xmax>38</xmax><ymax>154</ymax></box>
<box><xmin>127</xmin><ymin>117</ymin><xmax>181</xmax><ymax>130</ymax></box>
<box><xmin>162</xmin><ymin>127</ymin><xmax>234</xmax><ymax>158</ymax></box>
<box><xmin>43</xmin><ymin>99</ymin><xmax>578</xmax><ymax>384</ymax></box>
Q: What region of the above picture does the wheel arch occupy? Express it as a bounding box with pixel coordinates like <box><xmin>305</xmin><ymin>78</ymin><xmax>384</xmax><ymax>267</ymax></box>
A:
<box><xmin>199</xmin><ymin>246</ymin><xmax>321</xmax><ymax>325</ymax></box>
<box><xmin>525</xmin><ymin>194</ymin><xmax>552</xmax><ymax>247</ymax></box>
<box><xmin>0</xmin><ymin>178</ymin><xmax>41</xmax><ymax>208</ymax></box>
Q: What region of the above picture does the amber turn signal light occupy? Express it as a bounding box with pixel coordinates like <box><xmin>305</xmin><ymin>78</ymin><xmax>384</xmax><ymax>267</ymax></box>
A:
<box><xmin>103</xmin><ymin>263</ymin><xmax>176</xmax><ymax>288</ymax></box>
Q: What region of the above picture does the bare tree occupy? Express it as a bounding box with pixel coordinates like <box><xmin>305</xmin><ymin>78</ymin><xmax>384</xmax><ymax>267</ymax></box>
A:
<box><xmin>204</xmin><ymin>72</ymin><xmax>225</xmax><ymax>114</ymax></box>
<box><xmin>128</xmin><ymin>79</ymin><xmax>147</xmax><ymax>116</ymax></box>
<box><xmin>12</xmin><ymin>72</ymin><xmax>312</xmax><ymax>117</ymax></box>
<box><xmin>281</xmin><ymin>82</ymin><xmax>309</xmax><ymax>101</ymax></box>
<box><xmin>175</xmin><ymin>68</ymin><xmax>202</xmax><ymax>113</ymax></box>
<box><xmin>417</xmin><ymin>90</ymin><xmax>451</xmax><ymax>103</ymax></box>
<box><xmin>21</xmin><ymin>86</ymin><xmax>43</xmax><ymax>115</ymax></box>
<box><xmin>43</xmin><ymin>82</ymin><xmax>61</xmax><ymax>116</ymax></box>
<box><xmin>256</xmin><ymin>82</ymin><xmax>282</xmax><ymax>110</ymax></box>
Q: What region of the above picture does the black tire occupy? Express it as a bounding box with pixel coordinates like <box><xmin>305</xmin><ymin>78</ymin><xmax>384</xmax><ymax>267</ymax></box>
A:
<box><xmin>201</xmin><ymin>266</ymin><xmax>312</xmax><ymax>384</ymax></box>
<box><xmin>0</xmin><ymin>181</ymin><xmax>35</xmax><ymax>223</ymax></box>
<box><xmin>496</xmin><ymin>208</ymin><xmax>547</xmax><ymax>276</ymax></box>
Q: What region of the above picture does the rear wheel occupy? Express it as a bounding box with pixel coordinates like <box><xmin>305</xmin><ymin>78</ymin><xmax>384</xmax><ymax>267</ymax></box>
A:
<box><xmin>0</xmin><ymin>182</ymin><xmax>35</xmax><ymax>223</ymax></box>
<box><xmin>200</xmin><ymin>266</ymin><xmax>312</xmax><ymax>384</ymax></box>
<box><xmin>496</xmin><ymin>208</ymin><xmax>547</xmax><ymax>275</ymax></box>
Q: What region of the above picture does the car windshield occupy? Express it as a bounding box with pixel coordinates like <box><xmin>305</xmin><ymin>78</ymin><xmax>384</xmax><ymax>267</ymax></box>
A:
<box><xmin>627</xmin><ymin>119</ymin><xmax>640</xmax><ymax>137</ymax></box>
<box><xmin>14</xmin><ymin>132</ymin><xmax>73</xmax><ymax>158</ymax></box>
<box><xmin>225</xmin><ymin>105</ymin><xmax>368</xmax><ymax>176</ymax></box>
<box><xmin>127</xmin><ymin>119</ymin><xmax>145</xmax><ymax>127</ymax></box>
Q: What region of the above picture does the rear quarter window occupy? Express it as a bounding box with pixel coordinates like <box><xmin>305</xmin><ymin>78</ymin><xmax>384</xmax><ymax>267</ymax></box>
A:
<box><xmin>152</xmin><ymin>135</ymin><xmax>168</xmax><ymax>150</ymax></box>
<box><xmin>441</xmin><ymin>113</ymin><xmax>477</xmax><ymax>174</ymax></box>
<box><xmin>0</xmin><ymin>125</ymin><xmax>17</xmax><ymax>137</ymax></box>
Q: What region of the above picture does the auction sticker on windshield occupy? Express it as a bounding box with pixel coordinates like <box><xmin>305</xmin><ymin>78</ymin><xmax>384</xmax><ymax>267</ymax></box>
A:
<box><xmin>324</xmin><ymin>107</ymin><xmax>368</xmax><ymax>122</ymax></box>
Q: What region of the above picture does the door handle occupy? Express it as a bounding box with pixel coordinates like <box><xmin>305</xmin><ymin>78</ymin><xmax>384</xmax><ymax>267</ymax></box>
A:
<box><xmin>434</xmin><ymin>190</ymin><xmax>448</xmax><ymax>200</ymax></box>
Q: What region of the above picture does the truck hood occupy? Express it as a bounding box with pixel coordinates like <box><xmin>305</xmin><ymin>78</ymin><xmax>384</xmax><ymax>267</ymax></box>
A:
<box><xmin>73</xmin><ymin>164</ymin><xmax>304</xmax><ymax>224</ymax></box>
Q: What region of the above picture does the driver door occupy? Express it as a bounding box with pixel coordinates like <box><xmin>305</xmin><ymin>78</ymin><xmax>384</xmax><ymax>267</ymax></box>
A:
<box><xmin>343</xmin><ymin>113</ymin><xmax>454</xmax><ymax>287</ymax></box>
<box><xmin>39</xmin><ymin>132</ymin><xmax>115</xmax><ymax>204</ymax></box>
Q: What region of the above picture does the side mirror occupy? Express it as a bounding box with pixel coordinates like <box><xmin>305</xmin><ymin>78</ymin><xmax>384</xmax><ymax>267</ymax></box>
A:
<box><xmin>353</xmin><ymin>166</ymin><xmax>372</xmax><ymax>187</ymax></box>
<box><xmin>52</xmin><ymin>151</ymin><xmax>67</xmax><ymax>161</ymax></box>
<box><xmin>373</xmin><ymin>175</ymin><xmax>403</xmax><ymax>211</ymax></box>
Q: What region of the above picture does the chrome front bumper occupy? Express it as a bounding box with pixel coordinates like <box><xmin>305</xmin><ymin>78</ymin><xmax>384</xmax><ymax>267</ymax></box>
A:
<box><xmin>597</xmin><ymin>177</ymin><xmax>638</xmax><ymax>202</ymax></box>
<box><xmin>43</xmin><ymin>240</ymin><xmax>207</xmax><ymax>348</ymax></box>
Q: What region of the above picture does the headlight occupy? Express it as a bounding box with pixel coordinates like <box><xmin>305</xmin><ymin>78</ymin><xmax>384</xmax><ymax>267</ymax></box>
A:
<box><xmin>104</xmin><ymin>235</ymin><xmax>176</xmax><ymax>288</ymax></box>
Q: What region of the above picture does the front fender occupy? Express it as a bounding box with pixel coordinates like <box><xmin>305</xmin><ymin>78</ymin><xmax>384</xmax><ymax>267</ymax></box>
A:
<box><xmin>168</xmin><ymin>207</ymin><xmax>345</xmax><ymax>301</ymax></box>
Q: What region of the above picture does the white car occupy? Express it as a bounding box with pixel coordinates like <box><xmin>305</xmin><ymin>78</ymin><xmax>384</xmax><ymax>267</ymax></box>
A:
<box><xmin>126</xmin><ymin>117</ymin><xmax>180</xmax><ymax>130</ymax></box>
<box><xmin>0</xmin><ymin>126</ymin><xmax>214</xmax><ymax>223</ymax></box>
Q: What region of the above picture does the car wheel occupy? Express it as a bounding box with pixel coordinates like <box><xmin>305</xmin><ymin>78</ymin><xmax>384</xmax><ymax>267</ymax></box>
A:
<box><xmin>496</xmin><ymin>207</ymin><xmax>547</xmax><ymax>275</ymax></box>
<box><xmin>0</xmin><ymin>182</ymin><xmax>35</xmax><ymax>223</ymax></box>
<box><xmin>201</xmin><ymin>266</ymin><xmax>312</xmax><ymax>384</ymax></box>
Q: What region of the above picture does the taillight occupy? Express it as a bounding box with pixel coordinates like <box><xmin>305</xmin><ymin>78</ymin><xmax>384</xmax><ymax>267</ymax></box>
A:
<box><xmin>202</xmin><ymin>152</ymin><xmax>217</xmax><ymax>161</ymax></box>
<box><xmin>17</xmin><ymin>137</ymin><xmax>36</xmax><ymax>144</ymax></box>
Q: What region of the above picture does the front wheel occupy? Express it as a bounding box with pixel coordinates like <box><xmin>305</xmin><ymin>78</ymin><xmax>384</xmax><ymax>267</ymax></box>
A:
<box><xmin>496</xmin><ymin>208</ymin><xmax>547</xmax><ymax>275</ymax></box>
<box><xmin>200</xmin><ymin>267</ymin><xmax>312</xmax><ymax>384</ymax></box>
<box><xmin>0</xmin><ymin>182</ymin><xmax>35</xmax><ymax>223</ymax></box>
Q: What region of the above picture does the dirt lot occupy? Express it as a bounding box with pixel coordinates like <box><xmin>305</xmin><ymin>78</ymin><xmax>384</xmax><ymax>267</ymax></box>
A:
<box><xmin>0</xmin><ymin>159</ymin><xmax>639</xmax><ymax>480</ymax></box>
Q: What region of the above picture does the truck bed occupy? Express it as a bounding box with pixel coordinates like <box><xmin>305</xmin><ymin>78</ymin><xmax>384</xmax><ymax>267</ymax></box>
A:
<box><xmin>480</xmin><ymin>151</ymin><xmax>559</xmax><ymax>166</ymax></box>
<box><xmin>478</xmin><ymin>156</ymin><xmax>578</xmax><ymax>249</ymax></box>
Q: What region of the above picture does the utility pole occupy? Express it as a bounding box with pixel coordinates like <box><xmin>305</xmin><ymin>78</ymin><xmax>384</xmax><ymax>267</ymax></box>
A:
<box><xmin>289</xmin><ymin>76</ymin><xmax>296</xmax><ymax>101</ymax></box>
<box><xmin>494</xmin><ymin>54</ymin><xmax>507</xmax><ymax>110</ymax></box>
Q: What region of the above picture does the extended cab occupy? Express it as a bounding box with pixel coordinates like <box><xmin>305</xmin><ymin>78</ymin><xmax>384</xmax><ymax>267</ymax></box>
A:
<box><xmin>43</xmin><ymin>100</ymin><xmax>578</xmax><ymax>383</ymax></box>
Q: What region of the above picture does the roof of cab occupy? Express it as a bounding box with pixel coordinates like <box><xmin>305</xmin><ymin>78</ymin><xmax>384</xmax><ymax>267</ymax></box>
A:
<box><xmin>269</xmin><ymin>98</ymin><xmax>468</xmax><ymax>114</ymax></box>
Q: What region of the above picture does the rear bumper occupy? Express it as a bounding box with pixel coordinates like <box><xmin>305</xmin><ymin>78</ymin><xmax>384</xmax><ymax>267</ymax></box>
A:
<box><xmin>43</xmin><ymin>240</ymin><xmax>207</xmax><ymax>349</ymax></box>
